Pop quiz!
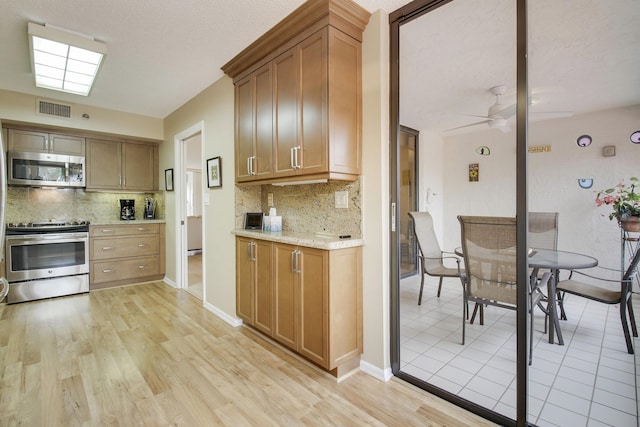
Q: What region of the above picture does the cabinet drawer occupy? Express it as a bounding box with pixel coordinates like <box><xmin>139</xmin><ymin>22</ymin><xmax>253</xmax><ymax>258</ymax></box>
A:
<box><xmin>91</xmin><ymin>236</ymin><xmax>159</xmax><ymax>260</ymax></box>
<box><xmin>90</xmin><ymin>223</ymin><xmax>159</xmax><ymax>237</ymax></box>
<box><xmin>91</xmin><ymin>256</ymin><xmax>160</xmax><ymax>284</ymax></box>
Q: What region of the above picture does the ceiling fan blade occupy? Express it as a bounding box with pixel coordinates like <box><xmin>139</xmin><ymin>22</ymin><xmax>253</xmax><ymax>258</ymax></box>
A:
<box><xmin>494</xmin><ymin>103</ymin><xmax>516</xmax><ymax>118</ymax></box>
<box><xmin>445</xmin><ymin>120</ymin><xmax>490</xmax><ymax>132</ymax></box>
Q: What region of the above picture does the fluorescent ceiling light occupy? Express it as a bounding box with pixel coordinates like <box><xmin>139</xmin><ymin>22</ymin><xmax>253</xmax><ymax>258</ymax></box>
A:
<box><xmin>28</xmin><ymin>22</ymin><xmax>107</xmax><ymax>96</ymax></box>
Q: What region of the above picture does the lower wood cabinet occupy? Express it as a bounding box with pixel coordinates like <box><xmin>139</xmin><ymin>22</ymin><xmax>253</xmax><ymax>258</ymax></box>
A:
<box><xmin>90</xmin><ymin>223</ymin><xmax>165</xmax><ymax>290</ymax></box>
<box><xmin>236</xmin><ymin>236</ymin><xmax>362</xmax><ymax>376</ymax></box>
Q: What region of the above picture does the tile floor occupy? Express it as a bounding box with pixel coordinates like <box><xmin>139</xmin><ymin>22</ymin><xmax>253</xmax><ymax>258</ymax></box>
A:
<box><xmin>399</xmin><ymin>273</ymin><xmax>639</xmax><ymax>426</ymax></box>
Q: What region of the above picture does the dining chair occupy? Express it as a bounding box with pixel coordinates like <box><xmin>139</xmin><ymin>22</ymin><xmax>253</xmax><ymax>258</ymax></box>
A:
<box><xmin>408</xmin><ymin>211</ymin><xmax>464</xmax><ymax>305</ymax></box>
<box><xmin>528</xmin><ymin>212</ymin><xmax>559</xmax><ymax>326</ymax></box>
<box><xmin>556</xmin><ymin>247</ymin><xmax>640</xmax><ymax>354</ymax></box>
<box><xmin>458</xmin><ymin>215</ymin><xmax>549</xmax><ymax>364</ymax></box>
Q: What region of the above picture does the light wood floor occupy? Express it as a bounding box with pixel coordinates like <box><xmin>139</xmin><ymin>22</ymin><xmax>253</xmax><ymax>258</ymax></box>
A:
<box><xmin>0</xmin><ymin>282</ymin><xmax>496</xmax><ymax>426</ymax></box>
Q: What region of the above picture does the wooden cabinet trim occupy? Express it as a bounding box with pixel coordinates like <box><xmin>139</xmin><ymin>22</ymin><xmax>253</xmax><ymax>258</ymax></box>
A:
<box><xmin>222</xmin><ymin>0</ymin><xmax>370</xmax><ymax>80</ymax></box>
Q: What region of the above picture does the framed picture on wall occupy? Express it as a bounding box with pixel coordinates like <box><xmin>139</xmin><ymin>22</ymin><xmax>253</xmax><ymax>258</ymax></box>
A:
<box><xmin>207</xmin><ymin>156</ymin><xmax>222</xmax><ymax>188</ymax></box>
<box><xmin>165</xmin><ymin>168</ymin><xmax>174</xmax><ymax>191</ymax></box>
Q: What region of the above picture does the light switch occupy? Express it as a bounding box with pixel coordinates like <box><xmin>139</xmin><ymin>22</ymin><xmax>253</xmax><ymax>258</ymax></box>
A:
<box><xmin>267</xmin><ymin>193</ymin><xmax>274</xmax><ymax>207</ymax></box>
<box><xmin>335</xmin><ymin>191</ymin><xmax>348</xmax><ymax>209</ymax></box>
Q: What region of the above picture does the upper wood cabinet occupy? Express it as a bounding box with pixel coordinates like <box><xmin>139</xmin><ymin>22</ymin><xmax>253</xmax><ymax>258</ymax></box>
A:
<box><xmin>8</xmin><ymin>129</ymin><xmax>85</xmax><ymax>156</ymax></box>
<box><xmin>223</xmin><ymin>0</ymin><xmax>370</xmax><ymax>185</ymax></box>
<box><xmin>86</xmin><ymin>139</ymin><xmax>158</xmax><ymax>191</ymax></box>
<box><xmin>235</xmin><ymin>63</ymin><xmax>273</xmax><ymax>183</ymax></box>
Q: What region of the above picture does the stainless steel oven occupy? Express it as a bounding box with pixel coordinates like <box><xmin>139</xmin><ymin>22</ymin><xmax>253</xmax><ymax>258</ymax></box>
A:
<box><xmin>5</xmin><ymin>221</ymin><xmax>89</xmax><ymax>303</ymax></box>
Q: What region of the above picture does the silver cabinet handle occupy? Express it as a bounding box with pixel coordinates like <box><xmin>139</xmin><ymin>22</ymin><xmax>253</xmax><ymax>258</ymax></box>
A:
<box><xmin>291</xmin><ymin>249</ymin><xmax>301</xmax><ymax>273</ymax></box>
<box><xmin>101</xmin><ymin>229</ymin><xmax>113</xmax><ymax>233</ymax></box>
<box><xmin>251</xmin><ymin>242</ymin><xmax>256</xmax><ymax>261</ymax></box>
<box><xmin>138</xmin><ymin>244</ymin><xmax>146</xmax><ymax>247</ymax></box>
<box><xmin>102</xmin><ymin>269</ymin><xmax>114</xmax><ymax>273</ymax></box>
<box><xmin>247</xmin><ymin>157</ymin><xmax>251</xmax><ymax>175</ymax></box>
<box><xmin>101</xmin><ymin>246</ymin><xmax>113</xmax><ymax>250</ymax></box>
<box><xmin>138</xmin><ymin>265</ymin><xmax>145</xmax><ymax>269</ymax></box>
<box><xmin>290</xmin><ymin>147</ymin><xmax>295</xmax><ymax>169</ymax></box>
<box><xmin>295</xmin><ymin>146</ymin><xmax>301</xmax><ymax>169</ymax></box>
<box><xmin>137</xmin><ymin>228</ymin><xmax>147</xmax><ymax>231</ymax></box>
<box><xmin>251</xmin><ymin>156</ymin><xmax>256</xmax><ymax>175</ymax></box>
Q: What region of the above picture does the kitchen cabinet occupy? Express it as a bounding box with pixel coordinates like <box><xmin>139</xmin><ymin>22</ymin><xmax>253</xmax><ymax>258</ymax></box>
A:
<box><xmin>86</xmin><ymin>139</ymin><xmax>158</xmax><ymax>191</ymax></box>
<box><xmin>235</xmin><ymin>234</ymin><xmax>362</xmax><ymax>376</ymax></box>
<box><xmin>89</xmin><ymin>223</ymin><xmax>165</xmax><ymax>290</ymax></box>
<box><xmin>8</xmin><ymin>128</ymin><xmax>85</xmax><ymax>156</ymax></box>
<box><xmin>235</xmin><ymin>237</ymin><xmax>273</xmax><ymax>335</ymax></box>
<box><xmin>223</xmin><ymin>0</ymin><xmax>369</xmax><ymax>185</ymax></box>
<box><xmin>235</xmin><ymin>63</ymin><xmax>273</xmax><ymax>182</ymax></box>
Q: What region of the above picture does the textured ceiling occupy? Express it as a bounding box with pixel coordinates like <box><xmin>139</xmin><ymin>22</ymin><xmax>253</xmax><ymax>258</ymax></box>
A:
<box><xmin>0</xmin><ymin>0</ymin><xmax>638</xmax><ymax>131</ymax></box>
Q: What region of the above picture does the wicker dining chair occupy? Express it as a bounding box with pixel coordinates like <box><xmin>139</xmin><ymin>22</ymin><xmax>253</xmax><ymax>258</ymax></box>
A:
<box><xmin>409</xmin><ymin>211</ymin><xmax>464</xmax><ymax>305</ymax></box>
<box><xmin>458</xmin><ymin>215</ymin><xmax>549</xmax><ymax>364</ymax></box>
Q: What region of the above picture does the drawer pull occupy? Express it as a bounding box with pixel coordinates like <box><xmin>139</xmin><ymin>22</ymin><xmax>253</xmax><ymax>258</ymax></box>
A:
<box><xmin>101</xmin><ymin>269</ymin><xmax>114</xmax><ymax>273</ymax></box>
<box><xmin>138</xmin><ymin>265</ymin><xmax>146</xmax><ymax>269</ymax></box>
<box><xmin>101</xmin><ymin>229</ymin><xmax>113</xmax><ymax>233</ymax></box>
<box><xmin>137</xmin><ymin>228</ymin><xmax>146</xmax><ymax>231</ymax></box>
<box><xmin>101</xmin><ymin>246</ymin><xmax>113</xmax><ymax>250</ymax></box>
<box><xmin>138</xmin><ymin>244</ymin><xmax>146</xmax><ymax>247</ymax></box>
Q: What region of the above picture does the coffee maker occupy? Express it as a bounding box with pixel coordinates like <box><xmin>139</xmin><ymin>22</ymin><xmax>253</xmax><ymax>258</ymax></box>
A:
<box><xmin>120</xmin><ymin>199</ymin><xmax>135</xmax><ymax>220</ymax></box>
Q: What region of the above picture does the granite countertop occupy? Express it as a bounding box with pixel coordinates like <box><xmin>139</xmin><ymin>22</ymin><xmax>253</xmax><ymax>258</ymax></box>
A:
<box><xmin>90</xmin><ymin>219</ymin><xmax>166</xmax><ymax>226</ymax></box>
<box><xmin>233</xmin><ymin>229</ymin><xmax>365</xmax><ymax>250</ymax></box>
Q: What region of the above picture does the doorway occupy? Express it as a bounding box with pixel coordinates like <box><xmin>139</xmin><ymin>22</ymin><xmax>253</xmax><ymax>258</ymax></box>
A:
<box><xmin>174</xmin><ymin>122</ymin><xmax>205</xmax><ymax>302</ymax></box>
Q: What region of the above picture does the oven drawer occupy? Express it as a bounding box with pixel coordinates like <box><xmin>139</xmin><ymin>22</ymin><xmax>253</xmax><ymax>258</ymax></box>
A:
<box><xmin>91</xmin><ymin>236</ymin><xmax>159</xmax><ymax>259</ymax></box>
<box><xmin>91</xmin><ymin>256</ymin><xmax>160</xmax><ymax>284</ymax></box>
<box><xmin>90</xmin><ymin>223</ymin><xmax>160</xmax><ymax>237</ymax></box>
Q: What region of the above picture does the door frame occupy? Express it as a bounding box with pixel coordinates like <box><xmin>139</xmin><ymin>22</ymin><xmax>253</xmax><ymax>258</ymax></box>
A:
<box><xmin>173</xmin><ymin>121</ymin><xmax>205</xmax><ymax>300</ymax></box>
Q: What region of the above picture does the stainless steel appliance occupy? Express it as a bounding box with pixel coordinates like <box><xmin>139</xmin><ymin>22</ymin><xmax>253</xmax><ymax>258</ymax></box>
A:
<box><xmin>120</xmin><ymin>199</ymin><xmax>135</xmax><ymax>220</ymax></box>
<box><xmin>5</xmin><ymin>221</ymin><xmax>90</xmax><ymax>303</ymax></box>
<box><xmin>7</xmin><ymin>151</ymin><xmax>85</xmax><ymax>187</ymax></box>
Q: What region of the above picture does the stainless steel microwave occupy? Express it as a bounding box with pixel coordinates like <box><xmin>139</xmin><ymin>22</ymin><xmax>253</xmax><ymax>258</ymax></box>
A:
<box><xmin>7</xmin><ymin>151</ymin><xmax>85</xmax><ymax>187</ymax></box>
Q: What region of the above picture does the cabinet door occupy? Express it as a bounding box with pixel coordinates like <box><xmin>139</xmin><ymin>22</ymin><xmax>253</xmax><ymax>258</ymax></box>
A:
<box><xmin>235</xmin><ymin>75</ymin><xmax>254</xmax><ymax>182</ymax></box>
<box><xmin>273</xmin><ymin>243</ymin><xmax>297</xmax><ymax>349</ymax></box>
<box><xmin>298</xmin><ymin>31</ymin><xmax>328</xmax><ymax>174</ymax></box>
<box><xmin>254</xmin><ymin>239</ymin><xmax>273</xmax><ymax>335</ymax></box>
<box><xmin>273</xmin><ymin>49</ymin><xmax>299</xmax><ymax>177</ymax></box>
<box><xmin>49</xmin><ymin>134</ymin><xmax>85</xmax><ymax>155</ymax></box>
<box><xmin>123</xmin><ymin>142</ymin><xmax>155</xmax><ymax>191</ymax></box>
<box><xmin>236</xmin><ymin>237</ymin><xmax>255</xmax><ymax>325</ymax></box>
<box><xmin>327</xmin><ymin>27</ymin><xmax>362</xmax><ymax>175</ymax></box>
<box><xmin>254</xmin><ymin>64</ymin><xmax>273</xmax><ymax>180</ymax></box>
<box><xmin>297</xmin><ymin>247</ymin><xmax>328</xmax><ymax>367</ymax></box>
<box><xmin>7</xmin><ymin>129</ymin><xmax>48</xmax><ymax>152</ymax></box>
<box><xmin>86</xmin><ymin>139</ymin><xmax>122</xmax><ymax>190</ymax></box>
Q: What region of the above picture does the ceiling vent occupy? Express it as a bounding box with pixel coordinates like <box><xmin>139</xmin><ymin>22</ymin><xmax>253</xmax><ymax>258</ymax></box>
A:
<box><xmin>36</xmin><ymin>98</ymin><xmax>72</xmax><ymax>118</ymax></box>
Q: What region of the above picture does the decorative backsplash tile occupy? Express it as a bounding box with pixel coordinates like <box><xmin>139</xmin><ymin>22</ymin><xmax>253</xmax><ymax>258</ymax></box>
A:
<box><xmin>235</xmin><ymin>178</ymin><xmax>362</xmax><ymax>237</ymax></box>
<box><xmin>6</xmin><ymin>187</ymin><xmax>164</xmax><ymax>223</ymax></box>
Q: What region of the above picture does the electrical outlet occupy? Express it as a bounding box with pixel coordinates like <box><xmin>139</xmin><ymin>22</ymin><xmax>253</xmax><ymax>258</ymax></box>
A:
<box><xmin>335</xmin><ymin>191</ymin><xmax>348</xmax><ymax>209</ymax></box>
<box><xmin>267</xmin><ymin>193</ymin><xmax>274</xmax><ymax>207</ymax></box>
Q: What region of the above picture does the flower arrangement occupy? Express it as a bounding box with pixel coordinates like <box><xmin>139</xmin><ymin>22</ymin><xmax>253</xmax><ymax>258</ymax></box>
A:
<box><xmin>595</xmin><ymin>177</ymin><xmax>640</xmax><ymax>221</ymax></box>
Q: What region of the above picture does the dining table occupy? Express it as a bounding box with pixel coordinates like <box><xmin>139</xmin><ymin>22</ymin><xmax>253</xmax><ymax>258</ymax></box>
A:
<box><xmin>455</xmin><ymin>246</ymin><xmax>598</xmax><ymax>345</ymax></box>
<box><xmin>528</xmin><ymin>248</ymin><xmax>598</xmax><ymax>345</ymax></box>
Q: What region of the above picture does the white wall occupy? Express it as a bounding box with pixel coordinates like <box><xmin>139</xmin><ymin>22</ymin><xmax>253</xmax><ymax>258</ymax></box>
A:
<box><xmin>0</xmin><ymin>89</ymin><xmax>163</xmax><ymax>140</ymax></box>
<box><xmin>162</xmin><ymin>76</ymin><xmax>236</xmax><ymax>319</ymax></box>
<box><xmin>360</xmin><ymin>10</ymin><xmax>391</xmax><ymax>378</ymax></box>
<box><xmin>418</xmin><ymin>129</ymin><xmax>446</xmax><ymax>244</ymax></box>
<box><xmin>441</xmin><ymin>105</ymin><xmax>640</xmax><ymax>271</ymax></box>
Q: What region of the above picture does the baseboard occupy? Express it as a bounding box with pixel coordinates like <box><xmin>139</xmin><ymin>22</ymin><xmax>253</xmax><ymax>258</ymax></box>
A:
<box><xmin>203</xmin><ymin>301</ymin><xmax>243</xmax><ymax>327</ymax></box>
<box><xmin>162</xmin><ymin>277</ymin><xmax>177</xmax><ymax>288</ymax></box>
<box><xmin>359</xmin><ymin>360</ymin><xmax>393</xmax><ymax>382</ymax></box>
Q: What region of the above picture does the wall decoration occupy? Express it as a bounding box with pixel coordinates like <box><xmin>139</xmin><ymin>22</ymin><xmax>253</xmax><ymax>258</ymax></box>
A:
<box><xmin>475</xmin><ymin>146</ymin><xmax>490</xmax><ymax>155</ymax></box>
<box><xmin>631</xmin><ymin>130</ymin><xmax>640</xmax><ymax>144</ymax></box>
<box><xmin>602</xmin><ymin>146</ymin><xmax>616</xmax><ymax>157</ymax></box>
<box><xmin>578</xmin><ymin>178</ymin><xmax>594</xmax><ymax>189</ymax></box>
<box><xmin>576</xmin><ymin>134</ymin><xmax>592</xmax><ymax>147</ymax></box>
<box><xmin>207</xmin><ymin>156</ymin><xmax>222</xmax><ymax>188</ymax></box>
<box><xmin>468</xmin><ymin>163</ymin><xmax>479</xmax><ymax>182</ymax></box>
<box><xmin>164</xmin><ymin>168</ymin><xmax>174</xmax><ymax>191</ymax></box>
<box><xmin>528</xmin><ymin>145</ymin><xmax>551</xmax><ymax>153</ymax></box>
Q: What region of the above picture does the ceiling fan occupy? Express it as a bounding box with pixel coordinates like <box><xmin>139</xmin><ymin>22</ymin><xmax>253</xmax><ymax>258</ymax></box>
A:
<box><xmin>448</xmin><ymin>85</ymin><xmax>515</xmax><ymax>133</ymax></box>
<box><xmin>446</xmin><ymin>85</ymin><xmax>574</xmax><ymax>133</ymax></box>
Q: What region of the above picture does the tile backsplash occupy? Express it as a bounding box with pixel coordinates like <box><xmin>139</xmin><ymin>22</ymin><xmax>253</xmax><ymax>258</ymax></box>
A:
<box><xmin>6</xmin><ymin>187</ymin><xmax>164</xmax><ymax>223</ymax></box>
<box><xmin>235</xmin><ymin>178</ymin><xmax>362</xmax><ymax>237</ymax></box>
